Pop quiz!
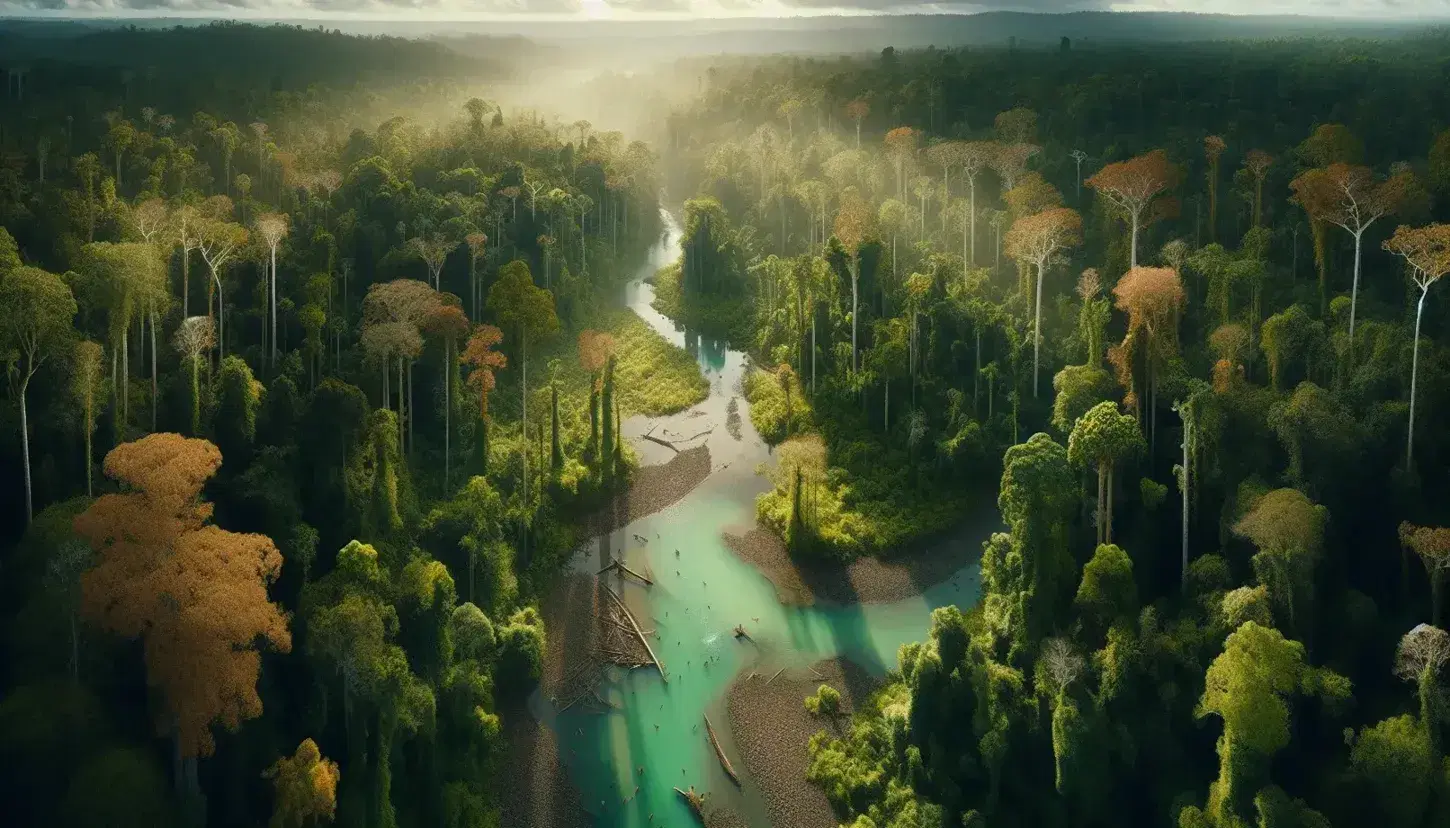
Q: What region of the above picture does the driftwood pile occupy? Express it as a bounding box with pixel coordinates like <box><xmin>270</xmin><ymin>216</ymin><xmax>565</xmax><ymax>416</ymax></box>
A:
<box><xmin>552</xmin><ymin>557</ymin><xmax>667</xmax><ymax>714</ymax></box>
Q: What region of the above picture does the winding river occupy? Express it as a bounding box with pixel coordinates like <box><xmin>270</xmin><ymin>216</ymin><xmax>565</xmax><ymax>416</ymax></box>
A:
<box><xmin>527</xmin><ymin>210</ymin><xmax>985</xmax><ymax>827</ymax></box>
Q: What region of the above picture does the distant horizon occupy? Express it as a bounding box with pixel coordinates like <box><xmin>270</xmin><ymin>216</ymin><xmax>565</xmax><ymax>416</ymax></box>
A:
<box><xmin>4</xmin><ymin>5</ymin><xmax>1450</xmax><ymax>24</ymax></box>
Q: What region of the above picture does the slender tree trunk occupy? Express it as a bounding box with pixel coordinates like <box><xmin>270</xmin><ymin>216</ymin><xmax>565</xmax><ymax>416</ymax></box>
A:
<box><xmin>811</xmin><ymin>315</ymin><xmax>817</xmax><ymax>392</ymax></box>
<box><xmin>270</xmin><ymin>244</ymin><xmax>278</xmax><ymax>370</ymax></box>
<box><xmin>1348</xmin><ymin>229</ymin><xmax>1363</xmax><ymax>357</ymax></box>
<box><xmin>150</xmin><ymin>308</ymin><xmax>158</xmax><ymax>432</ymax></box>
<box><xmin>1181</xmin><ymin>409</ymin><xmax>1191</xmax><ymax>590</ymax></box>
<box><xmin>1033</xmin><ymin>259</ymin><xmax>1045</xmax><ymax>397</ymax></box>
<box><xmin>969</xmin><ymin>177</ymin><xmax>978</xmax><ymax>265</ymax></box>
<box><xmin>443</xmin><ymin>340</ymin><xmax>451</xmax><ymax>489</ymax></box>
<box><xmin>190</xmin><ymin>355</ymin><xmax>200</xmax><ymax>437</ymax></box>
<box><xmin>20</xmin><ymin>377</ymin><xmax>32</xmax><ymax>523</ymax></box>
<box><xmin>1408</xmin><ymin>288</ymin><xmax>1427</xmax><ymax>470</ymax></box>
<box><xmin>1129</xmin><ymin>212</ymin><xmax>1141</xmax><ymax>269</ymax></box>
<box><xmin>1097</xmin><ymin>463</ymin><xmax>1107</xmax><ymax>546</ymax></box>
<box><xmin>521</xmin><ymin>330</ymin><xmax>529</xmax><ymax>503</ymax></box>
<box><xmin>850</xmin><ymin>260</ymin><xmax>859</xmax><ymax>375</ymax></box>
<box><xmin>1106</xmin><ymin>465</ymin><xmax>1115</xmax><ymax>545</ymax></box>
<box><xmin>407</xmin><ymin>360</ymin><xmax>414</xmax><ymax>459</ymax></box>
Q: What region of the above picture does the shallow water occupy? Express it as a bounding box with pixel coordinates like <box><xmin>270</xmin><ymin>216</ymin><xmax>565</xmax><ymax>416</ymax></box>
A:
<box><xmin>527</xmin><ymin>210</ymin><xmax>987</xmax><ymax>828</ymax></box>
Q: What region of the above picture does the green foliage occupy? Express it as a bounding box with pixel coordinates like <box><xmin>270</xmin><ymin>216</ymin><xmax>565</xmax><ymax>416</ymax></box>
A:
<box><xmin>1051</xmin><ymin>365</ymin><xmax>1114</xmax><ymax>436</ymax></box>
<box><xmin>214</xmin><ymin>355</ymin><xmax>261</xmax><ymax>464</ymax></box>
<box><xmin>1074</xmin><ymin>543</ymin><xmax>1137</xmax><ymax>635</ymax></box>
<box><xmin>494</xmin><ymin>607</ymin><xmax>545</xmax><ymax>700</ymax></box>
<box><xmin>805</xmin><ymin>683</ymin><xmax>843</xmax><ymax>718</ymax></box>
<box><xmin>743</xmin><ymin>365</ymin><xmax>813</xmax><ymax>444</ymax></box>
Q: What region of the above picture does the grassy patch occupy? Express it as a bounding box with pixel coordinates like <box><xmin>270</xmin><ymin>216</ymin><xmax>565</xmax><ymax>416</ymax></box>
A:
<box><xmin>742</xmin><ymin>366</ymin><xmax>813</xmax><ymax>445</ymax></box>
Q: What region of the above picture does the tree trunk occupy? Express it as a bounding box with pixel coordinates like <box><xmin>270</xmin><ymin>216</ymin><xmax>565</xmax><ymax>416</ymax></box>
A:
<box><xmin>1181</xmin><ymin>409</ymin><xmax>1191</xmax><ymax>590</ymax></box>
<box><xmin>1408</xmin><ymin>288</ymin><xmax>1426</xmax><ymax>470</ymax></box>
<box><xmin>1348</xmin><ymin>229</ymin><xmax>1363</xmax><ymax>359</ymax></box>
<box><xmin>270</xmin><ymin>244</ymin><xmax>278</xmax><ymax>370</ymax></box>
<box><xmin>1096</xmin><ymin>463</ymin><xmax>1107</xmax><ymax>546</ymax></box>
<box><xmin>969</xmin><ymin>177</ymin><xmax>978</xmax><ymax>265</ymax></box>
<box><xmin>443</xmin><ymin>340</ymin><xmax>451</xmax><ymax>490</ymax></box>
<box><xmin>1129</xmin><ymin>212</ymin><xmax>1140</xmax><ymax>270</ymax></box>
<box><xmin>1105</xmin><ymin>464</ymin><xmax>1115</xmax><ymax>545</ymax></box>
<box><xmin>521</xmin><ymin>330</ymin><xmax>529</xmax><ymax>503</ymax></box>
<box><xmin>850</xmin><ymin>260</ymin><xmax>859</xmax><ymax>375</ymax></box>
<box><xmin>150</xmin><ymin>308</ymin><xmax>158</xmax><ymax>432</ymax></box>
<box><xmin>191</xmin><ymin>355</ymin><xmax>201</xmax><ymax>437</ymax></box>
<box><xmin>407</xmin><ymin>360</ymin><xmax>414</xmax><ymax>459</ymax></box>
<box><xmin>20</xmin><ymin>378</ymin><xmax>32</xmax><ymax>523</ymax></box>
<box><xmin>1033</xmin><ymin>259</ymin><xmax>1045</xmax><ymax>397</ymax></box>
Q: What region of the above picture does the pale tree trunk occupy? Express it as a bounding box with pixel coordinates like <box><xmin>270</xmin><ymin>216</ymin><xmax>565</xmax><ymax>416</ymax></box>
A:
<box><xmin>1106</xmin><ymin>464</ymin><xmax>1116</xmax><ymax>545</ymax></box>
<box><xmin>1033</xmin><ymin>259</ymin><xmax>1046</xmax><ymax>397</ymax></box>
<box><xmin>1348</xmin><ymin>229</ymin><xmax>1363</xmax><ymax>354</ymax></box>
<box><xmin>1408</xmin><ymin>288</ymin><xmax>1427</xmax><ymax>470</ymax></box>
<box><xmin>150</xmin><ymin>307</ymin><xmax>158</xmax><ymax>432</ymax></box>
<box><xmin>20</xmin><ymin>375</ymin><xmax>32</xmax><ymax>523</ymax></box>
<box><xmin>521</xmin><ymin>329</ymin><xmax>529</xmax><ymax>503</ymax></box>
<box><xmin>444</xmin><ymin>340</ymin><xmax>451</xmax><ymax>489</ymax></box>
<box><xmin>850</xmin><ymin>259</ymin><xmax>859</xmax><ymax>375</ymax></box>
<box><xmin>969</xmin><ymin>177</ymin><xmax>978</xmax><ymax>264</ymax></box>
<box><xmin>1181</xmin><ymin>407</ymin><xmax>1191</xmax><ymax>590</ymax></box>
<box><xmin>270</xmin><ymin>243</ymin><xmax>278</xmax><ymax>370</ymax></box>
<box><xmin>811</xmin><ymin>315</ymin><xmax>817</xmax><ymax>392</ymax></box>
<box><xmin>1096</xmin><ymin>463</ymin><xmax>1107</xmax><ymax>546</ymax></box>
<box><xmin>407</xmin><ymin>360</ymin><xmax>414</xmax><ymax>459</ymax></box>
<box><xmin>1129</xmin><ymin>211</ymin><xmax>1141</xmax><ymax>269</ymax></box>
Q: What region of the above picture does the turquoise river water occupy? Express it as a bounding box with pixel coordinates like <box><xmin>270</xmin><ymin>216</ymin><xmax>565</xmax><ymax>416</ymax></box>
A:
<box><xmin>525</xmin><ymin>209</ymin><xmax>987</xmax><ymax>827</ymax></box>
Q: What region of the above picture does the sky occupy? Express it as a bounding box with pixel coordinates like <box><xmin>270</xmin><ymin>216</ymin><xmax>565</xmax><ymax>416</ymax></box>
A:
<box><xmin>1</xmin><ymin>0</ymin><xmax>1448</xmax><ymax>21</ymax></box>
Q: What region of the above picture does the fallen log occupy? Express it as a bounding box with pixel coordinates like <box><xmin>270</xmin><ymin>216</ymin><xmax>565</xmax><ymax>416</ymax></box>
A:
<box><xmin>601</xmin><ymin>583</ymin><xmax>667</xmax><ymax>683</ymax></box>
<box><xmin>598</xmin><ymin>558</ymin><xmax>654</xmax><ymax>585</ymax></box>
<box><xmin>765</xmin><ymin>667</ymin><xmax>786</xmax><ymax>686</ymax></box>
<box><xmin>704</xmin><ymin>715</ymin><xmax>740</xmax><ymax>786</ymax></box>
<box><xmin>674</xmin><ymin>786</ymin><xmax>707</xmax><ymax>822</ymax></box>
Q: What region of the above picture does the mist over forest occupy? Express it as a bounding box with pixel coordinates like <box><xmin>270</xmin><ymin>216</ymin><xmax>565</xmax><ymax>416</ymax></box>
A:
<box><xmin>2</xmin><ymin>10</ymin><xmax>1450</xmax><ymax>828</ymax></box>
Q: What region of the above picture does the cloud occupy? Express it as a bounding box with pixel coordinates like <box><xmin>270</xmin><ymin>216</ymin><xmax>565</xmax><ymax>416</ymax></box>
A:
<box><xmin>3</xmin><ymin>0</ymin><xmax>1449</xmax><ymax>18</ymax></box>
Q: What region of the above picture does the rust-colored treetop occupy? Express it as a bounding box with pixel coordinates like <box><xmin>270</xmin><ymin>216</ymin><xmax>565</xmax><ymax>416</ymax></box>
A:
<box><xmin>1401</xmin><ymin>522</ymin><xmax>1450</xmax><ymax>561</ymax></box>
<box><xmin>577</xmin><ymin>329</ymin><xmax>616</xmax><ymax>377</ymax></box>
<box><xmin>1113</xmin><ymin>266</ymin><xmax>1186</xmax><ymax>339</ymax></box>
<box><xmin>1385</xmin><ymin>224</ymin><xmax>1450</xmax><ymax>286</ymax></box>
<box><xmin>884</xmin><ymin>126</ymin><xmax>918</xmax><ymax>156</ymax></box>
<box><xmin>1005</xmin><ymin>207</ymin><xmax>1083</xmax><ymax>264</ymax></box>
<box><xmin>75</xmin><ymin>433</ymin><xmax>291</xmax><ymax>759</ymax></box>
<box><xmin>265</xmin><ymin>738</ymin><xmax>340</xmax><ymax>828</ymax></box>
<box><xmin>424</xmin><ymin>302</ymin><xmax>471</xmax><ymax>342</ymax></box>
<box><xmin>461</xmin><ymin>324</ymin><xmax>507</xmax><ymax>417</ymax></box>
<box><xmin>1085</xmin><ymin>150</ymin><xmax>1180</xmax><ymax>215</ymax></box>
<box><xmin>1289</xmin><ymin>163</ymin><xmax>1413</xmax><ymax>232</ymax></box>
<box><xmin>363</xmin><ymin>279</ymin><xmax>439</xmax><ymax>328</ymax></box>
<box><xmin>465</xmin><ymin>232</ymin><xmax>488</xmax><ymax>255</ymax></box>
<box><xmin>1204</xmin><ymin>135</ymin><xmax>1227</xmax><ymax>162</ymax></box>
<box><xmin>1245</xmin><ymin>149</ymin><xmax>1275</xmax><ymax>179</ymax></box>
<box><xmin>845</xmin><ymin>98</ymin><xmax>870</xmax><ymax>122</ymax></box>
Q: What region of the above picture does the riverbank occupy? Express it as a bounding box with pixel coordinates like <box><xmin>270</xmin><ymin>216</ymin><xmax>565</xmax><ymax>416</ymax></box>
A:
<box><xmin>582</xmin><ymin>444</ymin><xmax>712</xmax><ymax>538</ymax></box>
<box><xmin>495</xmin><ymin>705</ymin><xmax>593</xmax><ymax>828</ymax></box>
<box><xmin>724</xmin><ymin>657</ymin><xmax>883</xmax><ymax>828</ymax></box>
<box><xmin>722</xmin><ymin>510</ymin><xmax>993</xmax><ymax>606</ymax></box>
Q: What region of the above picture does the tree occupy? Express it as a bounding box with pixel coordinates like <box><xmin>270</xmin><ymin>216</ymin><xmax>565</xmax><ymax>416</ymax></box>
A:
<box><xmin>577</xmin><ymin>329</ymin><xmax>614</xmax><ymax>463</ymax></box>
<box><xmin>1085</xmin><ymin>149</ymin><xmax>1178</xmax><ymax>269</ymax></box>
<box><xmin>1068</xmin><ymin>401</ymin><xmax>1144</xmax><ymax>546</ymax></box>
<box><xmin>460</xmin><ymin>324</ymin><xmax>507</xmax><ymax>477</ymax></box>
<box><xmin>1204</xmin><ymin>135</ymin><xmax>1227</xmax><ymax>243</ymax></box>
<box><xmin>994</xmin><ymin>107</ymin><xmax>1038</xmax><ymax>144</ymax></box>
<box><xmin>196</xmin><ymin>203</ymin><xmax>248</xmax><ymax>359</ymax></box>
<box><xmin>1395</xmin><ymin>624</ymin><xmax>1450</xmax><ymax>755</ymax></box>
<box><xmin>487</xmin><ymin>261</ymin><xmax>558</xmax><ymax>500</ymax></box>
<box><xmin>845</xmin><ymin>98</ymin><xmax>869</xmax><ymax>149</ymax></box>
<box><xmin>1400</xmin><ymin>525</ymin><xmax>1450</xmax><ymax>627</ymax></box>
<box><xmin>76</xmin><ymin>434</ymin><xmax>291</xmax><ymax>766</ymax></box>
<box><xmin>1</xmin><ymin>266</ymin><xmax>77</xmax><ymax>523</ymax></box>
<box><xmin>1005</xmin><ymin>207</ymin><xmax>1082</xmax><ymax>397</ymax></box>
<box><xmin>410</xmin><ymin>233</ymin><xmax>458</xmax><ymax>291</ymax></box>
<box><xmin>834</xmin><ymin>189</ymin><xmax>871</xmax><ymax>375</ymax></box>
<box><xmin>1383</xmin><ymin>223</ymin><xmax>1450</xmax><ymax>470</ymax></box>
<box><xmin>426</xmin><ymin>301</ymin><xmax>471</xmax><ymax>489</ymax></box>
<box><xmin>990</xmin><ymin>142</ymin><xmax>1040</xmax><ymax>191</ymax></box>
<box><xmin>264</xmin><ymin>738</ymin><xmax>340</xmax><ymax>828</ymax></box>
<box><xmin>72</xmin><ymin>340</ymin><xmax>104</xmax><ymax>496</ymax></box>
<box><xmin>1196</xmin><ymin>622</ymin><xmax>1347</xmax><ymax>827</ymax></box>
<box><xmin>1110</xmin><ymin>266</ymin><xmax>1185</xmax><ymax>435</ymax></box>
<box><xmin>215</xmin><ymin>355</ymin><xmax>261</xmax><ymax>466</ymax></box>
<box><xmin>884</xmin><ymin>126</ymin><xmax>918</xmax><ymax>203</ymax></box>
<box><xmin>363</xmin><ymin>279</ymin><xmax>440</xmax><ymax>455</ymax></box>
<box><xmin>1074</xmin><ymin>543</ymin><xmax>1136</xmax><ymax>638</ymax></box>
<box><xmin>79</xmin><ymin>241</ymin><xmax>165</xmax><ymax>434</ymax></box>
<box><xmin>1243</xmin><ymin>150</ymin><xmax>1274</xmax><ymax>227</ymax></box>
<box><xmin>254</xmin><ymin>213</ymin><xmax>289</xmax><ymax>371</ymax></box>
<box><xmin>1290</xmin><ymin>163</ymin><xmax>1412</xmax><ymax>346</ymax></box>
<box><xmin>1349</xmin><ymin>715</ymin><xmax>1433</xmax><ymax>828</ymax></box>
<box><xmin>464</xmin><ymin>232</ymin><xmax>487</xmax><ymax>320</ymax></box>
<box><xmin>172</xmin><ymin>317</ymin><xmax>215</xmax><ymax>437</ymax></box>
<box><xmin>1234</xmin><ymin>488</ymin><xmax>1327</xmax><ymax>638</ymax></box>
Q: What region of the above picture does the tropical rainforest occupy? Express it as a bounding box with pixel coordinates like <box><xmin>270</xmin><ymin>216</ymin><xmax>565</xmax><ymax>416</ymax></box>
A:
<box><xmin>3</xmin><ymin>15</ymin><xmax>1450</xmax><ymax>828</ymax></box>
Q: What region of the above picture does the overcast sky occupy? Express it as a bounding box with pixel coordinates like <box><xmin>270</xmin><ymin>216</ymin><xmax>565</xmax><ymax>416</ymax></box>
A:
<box><xmin>2</xmin><ymin>0</ymin><xmax>1447</xmax><ymax>21</ymax></box>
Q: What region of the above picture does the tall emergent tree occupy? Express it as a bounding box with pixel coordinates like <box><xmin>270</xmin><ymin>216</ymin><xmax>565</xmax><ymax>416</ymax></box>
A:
<box><xmin>1</xmin><ymin>265</ymin><xmax>77</xmax><ymax>522</ymax></box>
<box><xmin>76</xmin><ymin>434</ymin><xmax>291</xmax><ymax>800</ymax></box>
<box><xmin>1086</xmin><ymin>149</ymin><xmax>1178</xmax><ymax>269</ymax></box>
<box><xmin>488</xmin><ymin>261</ymin><xmax>558</xmax><ymax>495</ymax></box>
<box><xmin>1382</xmin><ymin>223</ymin><xmax>1450</xmax><ymax>470</ymax></box>
<box><xmin>1005</xmin><ymin>206</ymin><xmax>1082</xmax><ymax>396</ymax></box>
<box><xmin>461</xmin><ymin>324</ymin><xmax>507</xmax><ymax>477</ymax></box>
<box><xmin>1068</xmin><ymin>401</ymin><xmax>1145</xmax><ymax>546</ymax></box>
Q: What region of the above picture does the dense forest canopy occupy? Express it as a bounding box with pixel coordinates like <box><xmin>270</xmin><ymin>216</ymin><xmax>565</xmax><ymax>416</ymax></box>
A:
<box><xmin>4</xmin><ymin>14</ymin><xmax>1450</xmax><ymax>828</ymax></box>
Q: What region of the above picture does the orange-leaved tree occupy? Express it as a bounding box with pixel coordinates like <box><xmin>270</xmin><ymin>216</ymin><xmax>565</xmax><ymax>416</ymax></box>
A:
<box><xmin>461</xmin><ymin>324</ymin><xmax>508</xmax><ymax>476</ymax></box>
<box><xmin>1005</xmin><ymin>207</ymin><xmax>1083</xmax><ymax>398</ymax></box>
<box><xmin>1204</xmin><ymin>135</ymin><xmax>1227</xmax><ymax>243</ymax></box>
<box><xmin>76</xmin><ymin>433</ymin><xmax>291</xmax><ymax>769</ymax></box>
<box><xmin>1109</xmin><ymin>267</ymin><xmax>1186</xmax><ymax>432</ymax></box>
<box><xmin>264</xmin><ymin>738</ymin><xmax>340</xmax><ymax>828</ymax></box>
<box><xmin>1086</xmin><ymin>149</ymin><xmax>1179</xmax><ymax>269</ymax></box>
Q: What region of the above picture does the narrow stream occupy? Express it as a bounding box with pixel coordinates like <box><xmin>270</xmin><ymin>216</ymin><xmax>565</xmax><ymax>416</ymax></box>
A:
<box><xmin>528</xmin><ymin>209</ymin><xmax>986</xmax><ymax>827</ymax></box>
